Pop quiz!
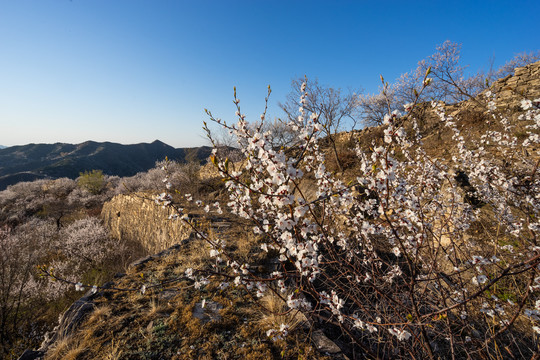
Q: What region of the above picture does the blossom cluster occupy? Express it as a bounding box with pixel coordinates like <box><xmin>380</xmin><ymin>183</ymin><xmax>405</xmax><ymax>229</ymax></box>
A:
<box><xmin>195</xmin><ymin>79</ymin><xmax>540</xmax><ymax>357</ymax></box>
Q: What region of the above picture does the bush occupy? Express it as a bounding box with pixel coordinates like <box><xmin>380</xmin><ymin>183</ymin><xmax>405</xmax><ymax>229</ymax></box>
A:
<box><xmin>179</xmin><ymin>76</ymin><xmax>540</xmax><ymax>358</ymax></box>
<box><xmin>77</xmin><ymin>169</ymin><xmax>105</xmax><ymax>195</ymax></box>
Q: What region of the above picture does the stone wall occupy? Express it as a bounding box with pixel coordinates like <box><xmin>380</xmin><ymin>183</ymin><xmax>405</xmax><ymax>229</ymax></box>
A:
<box><xmin>490</xmin><ymin>60</ymin><xmax>540</xmax><ymax>106</ymax></box>
<box><xmin>101</xmin><ymin>194</ymin><xmax>192</xmax><ymax>254</ymax></box>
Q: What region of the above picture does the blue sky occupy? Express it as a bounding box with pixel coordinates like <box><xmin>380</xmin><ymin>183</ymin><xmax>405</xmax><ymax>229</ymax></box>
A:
<box><xmin>0</xmin><ymin>0</ymin><xmax>539</xmax><ymax>148</ymax></box>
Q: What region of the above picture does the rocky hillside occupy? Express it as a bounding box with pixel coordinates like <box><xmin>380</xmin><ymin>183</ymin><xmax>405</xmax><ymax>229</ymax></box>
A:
<box><xmin>0</xmin><ymin>140</ymin><xmax>212</xmax><ymax>190</ymax></box>
<box><xmin>17</xmin><ymin>61</ymin><xmax>540</xmax><ymax>360</ymax></box>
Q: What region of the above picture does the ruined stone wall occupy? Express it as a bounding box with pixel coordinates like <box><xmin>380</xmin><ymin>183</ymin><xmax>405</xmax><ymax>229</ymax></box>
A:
<box><xmin>199</xmin><ymin>161</ymin><xmax>221</xmax><ymax>180</ymax></box>
<box><xmin>101</xmin><ymin>193</ymin><xmax>191</xmax><ymax>254</ymax></box>
<box><xmin>490</xmin><ymin>60</ymin><xmax>540</xmax><ymax>107</ymax></box>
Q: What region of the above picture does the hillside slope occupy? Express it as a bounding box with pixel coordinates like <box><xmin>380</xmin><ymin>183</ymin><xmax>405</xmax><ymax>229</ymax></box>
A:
<box><xmin>18</xmin><ymin>62</ymin><xmax>540</xmax><ymax>360</ymax></box>
<box><xmin>0</xmin><ymin>140</ymin><xmax>212</xmax><ymax>190</ymax></box>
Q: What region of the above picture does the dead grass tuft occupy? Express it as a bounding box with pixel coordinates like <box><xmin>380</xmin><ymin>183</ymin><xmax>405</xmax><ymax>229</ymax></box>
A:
<box><xmin>102</xmin><ymin>337</ymin><xmax>124</xmax><ymax>360</ymax></box>
<box><xmin>86</xmin><ymin>305</ymin><xmax>111</xmax><ymax>325</ymax></box>
<box><xmin>45</xmin><ymin>336</ymin><xmax>87</xmax><ymax>360</ymax></box>
<box><xmin>255</xmin><ymin>292</ymin><xmax>306</xmax><ymax>334</ymax></box>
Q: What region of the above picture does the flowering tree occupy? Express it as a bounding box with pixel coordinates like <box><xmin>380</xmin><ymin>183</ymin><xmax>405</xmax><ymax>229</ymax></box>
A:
<box><xmin>162</xmin><ymin>72</ymin><xmax>540</xmax><ymax>359</ymax></box>
<box><xmin>488</xmin><ymin>50</ymin><xmax>540</xmax><ymax>82</ymax></box>
<box><xmin>0</xmin><ymin>219</ymin><xmax>56</xmax><ymax>355</ymax></box>
<box><xmin>279</xmin><ymin>78</ymin><xmax>361</xmax><ymax>171</ymax></box>
<box><xmin>0</xmin><ymin>216</ymin><xmax>123</xmax><ymax>356</ymax></box>
<box><xmin>0</xmin><ymin>177</ymin><xmax>114</xmax><ymax>226</ymax></box>
<box><xmin>357</xmin><ymin>42</ymin><xmax>539</xmax><ymax>127</ymax></box>
<box><xmin>23</xmin><ymin>60</ymin><xmax>538</xmax><ymax>358</ymax></box>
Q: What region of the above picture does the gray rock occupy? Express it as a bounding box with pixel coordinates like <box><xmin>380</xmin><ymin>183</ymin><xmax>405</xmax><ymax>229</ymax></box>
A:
<box><xmin>17</xmin><ymin>349</ymin><xmax>44</xmax><ymax>360</ymax></box>
<box><xmin>192</xmin><ymin>300</ymin><xmax>223</xmax><ymax>324</ymax></box>
<box><xmin>311</xmin><ymin>329</ymin><xmax>342</xmax><ymax>354</ymax></box>
<box><xmin>38</xmin><ymin>288</ymin><xmax>102</xmax><ymax>353</ymax></box>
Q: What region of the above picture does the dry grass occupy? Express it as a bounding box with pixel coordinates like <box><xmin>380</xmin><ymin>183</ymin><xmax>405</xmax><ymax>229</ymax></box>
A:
<box><xmin>45</xmin><ymin>336</ymin><xmax>87</xmax><ymax>360</ymax></box>
<box><xmin>255</xmin><ymin>292</ymin><xmax>307</xmax><ymax>334</ymax></box>
<box><xmin>40</xmin><ymin>230</ymin><xmax>329</xmax><ymax>360</ymax></box>
<box><xmin>86</xmin><ymin>305</ymin><xmax>112</xmax><ymax>325</ymax></box>
<box><xmin>103</xmin><ymin>338</ymin><xmax>124</xmax><ymax>360</ymax></box>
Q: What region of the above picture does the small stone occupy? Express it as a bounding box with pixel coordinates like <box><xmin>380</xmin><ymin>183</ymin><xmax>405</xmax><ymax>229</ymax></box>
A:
<box><xmin>192</xmin><ymin>300</ymin><xmax>223</xmax><ymax>324</ymax></box>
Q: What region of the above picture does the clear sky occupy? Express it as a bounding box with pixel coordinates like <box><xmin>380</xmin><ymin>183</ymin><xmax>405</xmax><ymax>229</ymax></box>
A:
<box><xmin>0</xmin><ymin>0</ymin><xmax>539</xmax><ymax>148</ymax></box>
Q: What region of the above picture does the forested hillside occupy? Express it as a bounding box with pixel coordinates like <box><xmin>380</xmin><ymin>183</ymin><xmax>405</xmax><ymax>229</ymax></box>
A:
<box><xmin>0</xmin><ymin>140</ymin><xmax>212</xmax><ymax>190</ymax></box>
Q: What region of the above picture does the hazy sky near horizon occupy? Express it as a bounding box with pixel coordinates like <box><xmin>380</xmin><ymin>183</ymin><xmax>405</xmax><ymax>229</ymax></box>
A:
<box><xmin>0</xmin><ymin>0</ymin><xmax>539</xmax><ymax>148</ymax></box>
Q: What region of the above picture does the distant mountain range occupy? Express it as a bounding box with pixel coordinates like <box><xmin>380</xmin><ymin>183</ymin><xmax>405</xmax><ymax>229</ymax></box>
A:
<box><xmin>0</xmin><ymin>140</ymin><xmax>213</xmax><ymax>190</ymax></box>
